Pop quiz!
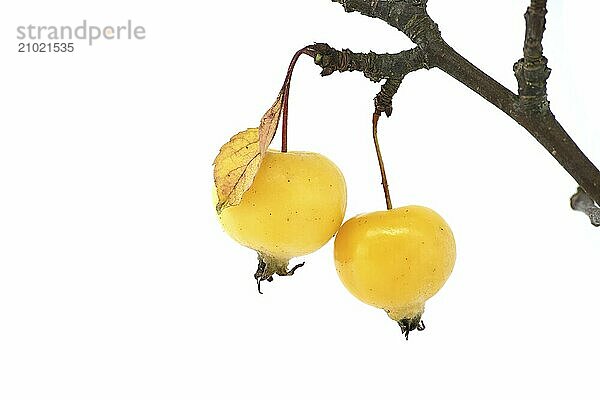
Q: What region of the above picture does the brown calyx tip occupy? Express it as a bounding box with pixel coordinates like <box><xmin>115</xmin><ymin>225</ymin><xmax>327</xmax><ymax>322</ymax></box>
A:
<box><xmin>253</xmin><ymin>253</ymin><xmax>305</xmax><ymax>294</ymax></box>
<box><xmin>397</xmin><ymin>316</ymin><xmax>426</xmax><ymax>340</ymax></box>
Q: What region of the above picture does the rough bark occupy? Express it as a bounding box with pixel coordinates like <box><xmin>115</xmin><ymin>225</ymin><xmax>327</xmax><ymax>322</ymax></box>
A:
<box><xmin>308</xmin><ymin>0</ymin><xmax>599</xmax><ymax>221</ymax></box>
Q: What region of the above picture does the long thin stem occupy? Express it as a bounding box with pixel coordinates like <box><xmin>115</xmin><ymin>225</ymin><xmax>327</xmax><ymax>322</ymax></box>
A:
<box><xmin>372</xmin><ymin>113</ymin><xmax>393</xmax><ymax>210</ymax></box>
<box><xmin>281</xmin><ymin>46</ymin><xmax>316</xmax><ymax>152</ymax></box>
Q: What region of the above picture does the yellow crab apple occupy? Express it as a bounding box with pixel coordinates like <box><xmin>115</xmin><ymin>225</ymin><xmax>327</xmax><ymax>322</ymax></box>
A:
<box><xmin>218</xmin><ymin>149</ymin><xmax>347</xmax><ymax>291</ymax></box>
<box><xmin>334</xmin><ymin>205</ymin><xmax>456</xmax><ymax>338</ymax></box>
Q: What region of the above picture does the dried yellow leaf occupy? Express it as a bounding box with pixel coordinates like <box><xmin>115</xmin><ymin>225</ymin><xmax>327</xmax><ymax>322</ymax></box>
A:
<box><xmin>213</xmin><ymin>90</ymin><xmax>284</xmax><ymax>213</ymax></box>
<box><xmin>259</xmin><ymin>90</ymin><xmax>284</xmax><ymax>154</ymax></box>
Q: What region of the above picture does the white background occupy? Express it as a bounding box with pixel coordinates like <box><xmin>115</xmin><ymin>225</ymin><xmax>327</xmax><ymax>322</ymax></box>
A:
<box><xmin>1</xmin><ymin>1</ymin><xmax>599</xmax><ymax>399</ymax></box>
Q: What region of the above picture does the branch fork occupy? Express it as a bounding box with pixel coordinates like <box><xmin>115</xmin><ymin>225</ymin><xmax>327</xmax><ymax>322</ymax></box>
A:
<box><xmin>304</xmin><ymin>0</ymin><xmax>600</xmax><ymax>225</ymax></box>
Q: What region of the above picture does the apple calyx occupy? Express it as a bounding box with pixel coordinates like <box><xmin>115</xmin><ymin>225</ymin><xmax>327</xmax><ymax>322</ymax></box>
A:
<box><xmin>254</xmin><ymin>252</ymin><xmax>305</xmax><ymax>294</ymax></box>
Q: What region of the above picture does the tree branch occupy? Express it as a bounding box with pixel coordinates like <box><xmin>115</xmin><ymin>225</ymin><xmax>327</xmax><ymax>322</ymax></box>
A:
<box><xmin>325</xmin><ymin>0</ymin><xmax>600</xmax><ymax>221</ymax></box>
<box><xmin>312</xmin><ymin>43</ymin><xmax>428</xmax><ymax>116</ymax></box>
<box><xmin>514</xmin><ymin>0</ymin><xmax>551</xmax><ymax>109</ymax></box>
<box><xmin>313</xmin><ymin>43</ymin><xmax>427</xmax><ymax>82</ymax></box>
<box><xmin>523</xmin><ymin>0</ymin><xmax>547</xmax><ymax>61</ymax></box>
<box><xmin>374</xmin><ymin>78</ymin><xmax>402</xmax><ymax>117</ymax></box>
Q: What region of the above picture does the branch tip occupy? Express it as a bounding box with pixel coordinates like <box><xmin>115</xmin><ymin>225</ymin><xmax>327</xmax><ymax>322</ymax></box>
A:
<box><xmin>571</xmin><ymin>188</ymin><xmax>600</xmax><ymax>227</ymax></box>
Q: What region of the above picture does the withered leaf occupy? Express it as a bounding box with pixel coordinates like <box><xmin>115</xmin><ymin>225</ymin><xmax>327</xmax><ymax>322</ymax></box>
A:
<box><xmin>213</xmin><ymin>89</ymin><xmax>284</xmax><ymax>213</ymax></box>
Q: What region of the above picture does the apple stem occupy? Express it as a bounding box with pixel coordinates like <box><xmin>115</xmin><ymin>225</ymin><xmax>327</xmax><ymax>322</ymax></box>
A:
<box><xmin>281</xmin><ymin>46</ymin><xmax>317</xmax><ymax>153</ymax></box>
<box><xmin>372</xmin><ymin>113</ymin><xmax>393</xmax><ymax>210</ymax></box>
